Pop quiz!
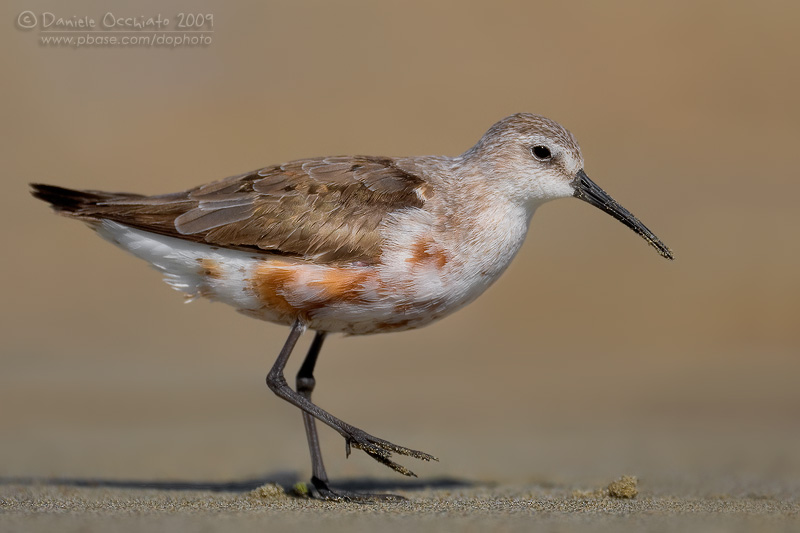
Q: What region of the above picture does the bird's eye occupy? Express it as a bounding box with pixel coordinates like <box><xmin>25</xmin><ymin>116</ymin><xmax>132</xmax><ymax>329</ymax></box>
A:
<box><xmin>531</xmin><ymin>145</ymin><xmax>552</xmax><ymax>161</ymax></box>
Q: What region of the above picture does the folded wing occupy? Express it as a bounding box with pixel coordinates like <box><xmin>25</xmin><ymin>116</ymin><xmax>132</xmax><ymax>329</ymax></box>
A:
<box><xmin>31</xmin><ymin>156</ymin><xmax>432</xmax><ymax>264</ymax></box>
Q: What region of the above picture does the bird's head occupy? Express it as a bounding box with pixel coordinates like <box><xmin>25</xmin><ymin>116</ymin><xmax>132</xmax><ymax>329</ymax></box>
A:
<box><xmin>463</xmin><ymin>113</ymin><xmax>673</xmax><ymax>260</ymax></box>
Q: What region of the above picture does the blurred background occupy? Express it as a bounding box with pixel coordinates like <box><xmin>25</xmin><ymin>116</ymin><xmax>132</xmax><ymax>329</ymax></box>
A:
<box><xmin>2</xmin><ymin>1</ymin><xmax>798</xmax><ymax>495</ymax></box>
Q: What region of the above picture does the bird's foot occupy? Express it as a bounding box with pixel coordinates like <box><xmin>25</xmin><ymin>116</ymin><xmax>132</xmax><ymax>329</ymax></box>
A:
<box><xmin>343</xmin><ymin>426</ymin><xmax>438</xmax><ymax>477</ymax></box>
<box><xmin>307</xmin><ymin>476</ymin><xmax>406</xmax><ymax>502</ymax></box>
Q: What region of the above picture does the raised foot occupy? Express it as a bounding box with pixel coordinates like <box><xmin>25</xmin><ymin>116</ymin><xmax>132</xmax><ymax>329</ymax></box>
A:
<box><xmin>343</xmin><ymin>426</ymin><xmax>438</xmax><ymax>477</ymax></box>
<box><xmin>307</xmin><ymin>477</ymin><xmax>406</xmax><ymax>502</ymax></box>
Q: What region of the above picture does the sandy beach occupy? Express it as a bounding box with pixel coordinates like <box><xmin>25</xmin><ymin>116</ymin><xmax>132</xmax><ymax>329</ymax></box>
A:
<box><xmin>3</xmin><ymin>365</ymin><xmax>799</xmax><ymax>531</ymax></box>
<box><xmin>3</xmin><ymin>478</ymin><xmax>799</xmax><ymax>532</ymax></box>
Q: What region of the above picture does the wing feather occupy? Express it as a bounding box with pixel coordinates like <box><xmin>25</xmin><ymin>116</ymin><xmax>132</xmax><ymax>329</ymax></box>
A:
<box><xmin>57</xmin><ymin>156</ymin><xmax>432</xmax><ymax>264</ymax></box>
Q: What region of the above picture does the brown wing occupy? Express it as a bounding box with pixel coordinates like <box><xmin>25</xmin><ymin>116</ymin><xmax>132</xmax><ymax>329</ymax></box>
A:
<box><xmin>32</xmin><ymin>156</ymin><xmax>432</xmax><ymax>264</ymax></box>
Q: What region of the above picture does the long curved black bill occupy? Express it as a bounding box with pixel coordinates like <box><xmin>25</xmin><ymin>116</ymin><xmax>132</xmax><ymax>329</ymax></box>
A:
<box><xmin>572</xmin><ymin>170</ymin><xmax>674</xmax><ymax>260</ymax></box>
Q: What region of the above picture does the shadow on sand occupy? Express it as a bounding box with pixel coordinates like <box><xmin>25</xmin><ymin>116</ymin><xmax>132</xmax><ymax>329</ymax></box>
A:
<box><xmin>0</xmin><ymin>471</ymin><xmax>474</xmax><ymax>495</ymax></box>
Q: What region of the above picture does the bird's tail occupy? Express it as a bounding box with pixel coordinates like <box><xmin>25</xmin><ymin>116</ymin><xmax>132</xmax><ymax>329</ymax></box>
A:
<box><xmin>31</xmin><ymin>183</ymin><xmax>126</xmax><ymax>215</ymax></box>
<box><xmin>30</xmin><ymin>182</ymin><xmax>202</xmax><ymax>247</ymax></box>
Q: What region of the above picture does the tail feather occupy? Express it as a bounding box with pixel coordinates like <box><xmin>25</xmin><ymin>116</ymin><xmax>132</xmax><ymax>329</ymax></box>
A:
<box><xmin>30</xmin><ymin>183</ymin><xmax>137</xmax><ymax>215</ymax></box>
<box><xmin>30</xmin><ymin>183</ymin><xmax>200</xmax><ymax>243</ymax></box>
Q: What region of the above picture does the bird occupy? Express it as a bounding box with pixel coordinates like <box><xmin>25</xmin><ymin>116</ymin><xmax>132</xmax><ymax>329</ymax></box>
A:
<box><xmin>30</xmin><ymin>113</ymin><xmax>673</xmax><ymax>500</ymax></box>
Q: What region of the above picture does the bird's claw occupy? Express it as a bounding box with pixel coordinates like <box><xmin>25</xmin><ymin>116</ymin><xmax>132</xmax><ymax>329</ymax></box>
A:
<box><xmin>344</xmin><ymin>429</ymin><xmax>438</xmax><ymax>477</ymax></box>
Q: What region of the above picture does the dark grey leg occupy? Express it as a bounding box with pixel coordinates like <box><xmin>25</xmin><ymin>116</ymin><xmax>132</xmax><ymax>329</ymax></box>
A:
<box><xmin>295</xmin><ymin>331</ymin><xmax>333</xmax><ymax>494</ymax></box>
<box><xmin>266</xmin><ymin>319</ymin><xmax>437</xmax><ymax>498</ymax></box>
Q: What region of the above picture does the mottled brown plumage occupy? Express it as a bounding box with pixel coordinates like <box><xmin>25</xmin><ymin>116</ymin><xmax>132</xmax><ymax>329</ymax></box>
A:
<box><xmin>32</xmin><ymin>156</ymin><xmax>432</xmax><ymax>264</ymax></box>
